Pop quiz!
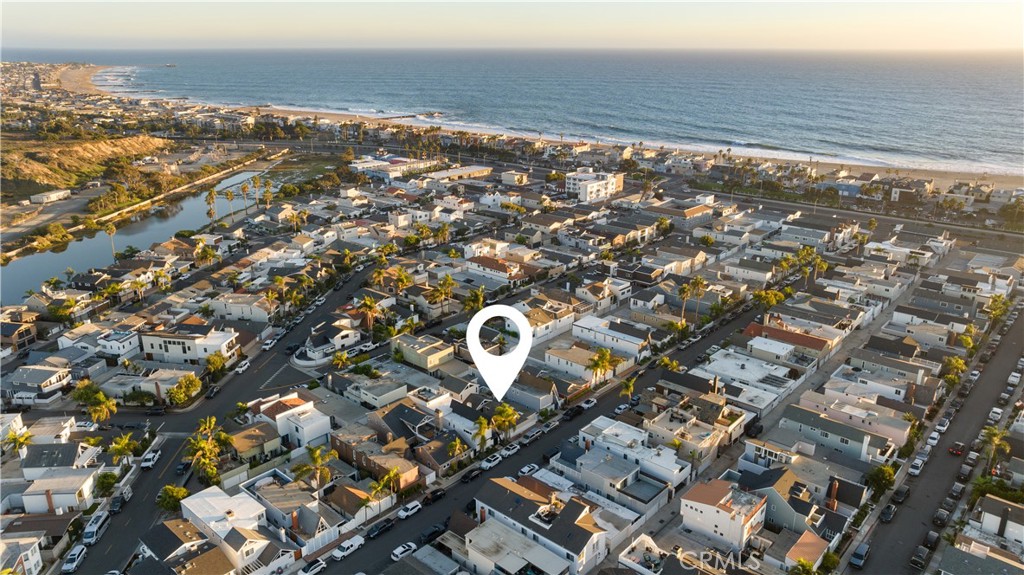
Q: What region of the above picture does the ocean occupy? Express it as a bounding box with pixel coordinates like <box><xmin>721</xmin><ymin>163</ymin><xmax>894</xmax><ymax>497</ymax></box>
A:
<box><xmin>7</xmin><ymin>49</ymin><xmax>1024</xmax><ymax>173</ymax></box>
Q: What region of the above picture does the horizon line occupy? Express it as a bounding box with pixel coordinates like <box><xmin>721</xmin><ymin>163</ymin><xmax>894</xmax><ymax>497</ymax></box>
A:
<box><xmin>5</xmin><ymin>46</ymin><xmax>1023</xmax><ymax>54</ymax></box>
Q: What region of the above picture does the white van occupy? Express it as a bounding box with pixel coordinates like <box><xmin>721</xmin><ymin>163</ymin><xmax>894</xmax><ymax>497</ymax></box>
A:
<box><xmin>83</xmin><ymin>511</ymin><xmax>111</xmax><ymax>546</ymax></box>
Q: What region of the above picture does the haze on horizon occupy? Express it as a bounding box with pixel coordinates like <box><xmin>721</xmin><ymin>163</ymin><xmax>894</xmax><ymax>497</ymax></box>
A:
<box><xmin>3</xmin><ymin>1</ymin><xmax>1021</xmax><ymax>52</ymax></box>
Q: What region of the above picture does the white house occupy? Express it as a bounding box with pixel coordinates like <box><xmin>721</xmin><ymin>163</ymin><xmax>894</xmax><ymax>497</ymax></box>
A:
<box><xmin>208</xmin><ymin>293</ymin><xmax>277</xmax><ymax>323</ymax></box>
<box><xmin>140</xmin><ymin>324</ymin><xmax>239</xmax><ymax>365</ymax></box>
<box><xmin>22</xmin><ymin>468</ymin><xmax>98</xmax><ymax>514</ymax></box>
<box><xmin>247</xmin><ymin>393</ymin><xmax>332</xmax><ymax>449</ymax></box>
<box><xmin>679</xmin><ymin>479</ymin><xmax>767</xmax><ymax>552</ymax></box>
<box><xmin>572</xmin><ymin>315</ymin><xmax>652</xmax><ymax>362</ymax></box>
<box><xmin>565</xmin><ymin>168</ymin><xmax>623</xmax><ymax>204</ymax></box>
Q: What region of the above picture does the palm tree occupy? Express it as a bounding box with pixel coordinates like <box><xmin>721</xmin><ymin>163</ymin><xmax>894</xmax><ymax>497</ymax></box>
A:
<box><xmin>491</xmin><ymin>403</ymin><xmax>520</xmax><ymax>444</ymax></box>
<box><xmin>371</xmin><ymin>267</ymin><xmax>387</xmax><ymax>288</ymax></box>
<box><xmin>586</xmin><ymin>347</ymin><xmax>622</xmax><ymax>385</ymax></box>
<box><xmin>658</xmin><ymin>357</ymin><xmax>681</xmax><ymax>372</ymax></box>
<box><xmin>153</xmin><ymin>269</ymin><xmax>171</xmax><ymax>291</ymax></box>
<box><xmin>87</xmin><ymin>392</ymin><xmax>118</xmax><ymax>423</ymax></box>
<box><xmin>224</xmin><ymin>189</ymin><xmax>235</xmax><ymax>223</ymax></box>
<box><xmin>495</xmin><ymin>335</ymin><xmax>508</xmax><ymax>356</ymax></box>
<box><xmin>788</xmin><ymin>559</ymin><xmax>816</xmax><ymax>575</ymax></box>
<box><xmin>688</xmin><ymin>276</ymin><xmax>708</xmax><ymax>326</ymax></box>
<box><xmin>331</xmin><ymin>352</ymin><xmax>351</xmax><ymax>371</ymax></box>
<box><xmin>801</xmin><ymin>265</ymin><xmax>812</xmax><ymax>289</ymax></box>
<box><xmin>677</xmin><ymin>283</ymin><xmax>692</xmax><ymax>326</ymax></box>
<box><xmin>380</xmin><ymin>466</ymin><xmax>402</xmax><ymax>495</ymax></box>
<box><xmin>981</xmin><ymin>425</ymin><xmax>1010</xmax><ymax>471</ymax></box>
<box><xmin>262</xmin><ymin>188</ymin><xmax>273</xmax><ymax>210</ymax></box>
<box><xmin>434</xmin><ymin>222</ymin><xmax>451</xmax><ymax>244</ymax></box>
<box><xmin>205</xmin><ymin>188</ymin><xmax>218</xmax><ymax>223</ymax></box>
<box><xmin>463</xmin><ymin>286</ymin><xmax>486</xmax><ymax>314</ymax></box>
<box><xmin>240</xmin><ymin>183</ymin><xmax>250</xmax><ymax>215</ymax></box>
<box><xmin>2</xmin><ymin>429</ymin><xmax>33</xmax><ymax>458</ymax></box>
<box><xmin>130</xmin><ymin>279</ymin><xmax>148</xmax><ymax>303</ymax></box>
<box><xmin>447</xmin><ymin>437</ymin><xmax>468</xmax><ymax>460</ymax></box>
<box><xmin>109</xmin><ymin>433</ymin><xmax>138</xmax><ymax>465</ymax></box>
<box><xmin>435</xmin><ymin>274</ymin><xmax>456</xmax><ymax>314</ymax></box>
<box><xmin>104</xmin><ymin>224</ymin><xmax>117</xmax><ymax>259</ymax></box>
<box><xmin>812</xmin><ymin>256</ymin><xmax>828</xmax><ymax>282</ymax></box>
<box><xmin>619</xmin><ymin>376</ymin><xmax>635</xmax><ymax>398</ymax></box>
<box><xmin>472</xmin><ymin>416</ymin><xmax>491</xmax><ymax>450</ymax></box>
<box><xmin>291</xmin><ymin>445</ymin><xmax>339</xmax><ymax>500</ymax></box>
<box><xmin>358</xmin><ymin>295</ymin><xmax>379</xmax><ymax>330</ymax></box>
<box><xmin>394</xmin><ymin>268</ymin><xmax>414</xmax><ymax>294</ymax></box>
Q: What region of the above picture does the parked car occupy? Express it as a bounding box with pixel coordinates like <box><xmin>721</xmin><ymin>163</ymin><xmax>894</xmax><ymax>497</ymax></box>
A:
<box><xmin>205</xmin><ymin>386</ymin><xmax>220</xmax><ymax>399</ymax></box>
<box><xmin>949</xmin><ymin>482</ymin><xmax>966</xmax><ymax>500</ymax></box>
<box><xmin>965</xmin><ymin>451</ymin><xmax>980</xmax><ymax>467</ymax></box>
<box><xmin>948</xmin><ymin>442</ymin><xmax>965</xmax><ymax>456</ymax></box>
<box><xmin>521</xmin><ymin>429</ymin><xmax>543</xmax><ymax>445</ymax></box>
<box><xmin>61</xmin><ymin>545</ymin><xmax>87</xmax><ymax>573</ymax></box>
<box><xmin>988</xmin><ymin>407</ymin><xmax>1004</xmax><ymax>423</ymax></box>
<box><xmin>932</xmin><ymin>509</ymin><xmax>950</xmax><ymax>527</ymax></box>
<box><xmin>892</xmin><ymin>484</ymin><xmax>910</xmax><ymax>504</ymax></box>
<box><xmin>110</xmin><ymin>494</ymin><xmax>126</xmax><ymax>514</ymax></box>
<box><xmin>366</xmin><ymin>518</ymin><xmax>395</xmax><ymax>539</ymax></box>
<box><xmin>614</xmin><ymin>404</ymin><xmax>629</xmax><ymax>415</ymax></box>
<box><xmin>175</xmin><ymin>460</ymin><xmax>192</xmax><ymax>475</ymax></box>
<box><xmin>940</xmin><ymin>497</ymin><xmax>958</xmax><ymax>512</ymax></box>
<box><xmin>299</xmin><ymin>559</ymin><xmax>327</xmax><ymax>575</ymax></box>
<box><xmin>419</xmin><ymin>524</ymin><xmax>445</xmax><ymax>544</ymax></box>
<box><xmin>542</xmin><ymin>419</ymin><xmax>560</xmax><ymax>433</ymax></box>
<box><xmin>926</xmin><ymin>432</ymin><xmax>941</xmax><ymax>447</ymax></box>
<box><xmin>422</xmin><ymin>488</ymin><xmax>446</xmax><ymax>506</ymax></box>
<box><xmin>908</xmin><ymin>459</ymin><xmax>925</xmax><ymax>476</ymax></box>
<box><xmin>481</xmin><ymin>454</ymin><xmax>503</xmax><ymax>470</ymax></box>
<box><xmin>261</xmin><ymin>339</ymin><xmax>277</xmax><ymax>351</ymax></box>
<box><xmin>880</xmin><ymin>504</ymin><xmax>897</xmax><ymax>523</ymax></box>
<box><xmin>391</xmin><ymin>542</ymin><xmax>417</xmax><ymax>562</ymax></box>
<box><xmin>923</xmin><ymin>531</ymin><xmax>940</xmax><ymax>550</ymax></box>
<box><xmin>518</xmin><ymin>464</ymin><xmax>539</xmax><ymax>477</ymax></box>
<box><xmin>849</xmin><ymin>543</ymin><xmax>870</xmax><ymax>569</ymax></box>
<box><xmin>957</xmin><ymin>464</ymin><xmax>973</xmax><ymax>482</ymax></box>
<box><xmin>330</xmin><ymin>535</ymin><xmax>364</xmax><ymax>561</ymax></box>
<box><xmin>75</xmin><ymin>421</ymin><xmax>98</xmax><ymax>432</ymax></box>
<box><xmin>910</xmin><ymin>545</ymin><xmax>930</xmax><ymax>570</ymax></box>
<box><xmin>145</xmin><ymin>406</ymin><xmax>166</xmax><ymax>416</ymax></box>
<box><xmin>141</xmin><ymin>449</ymin><xmax>161</xmax><ymax>469</ymax></box>
<box><xmin>234</xmin><ymin>360</ymin><xmax>251</xmax><ymax>374</ymax></box>
<box><xmin>397</xmin><ymin>501</ymin><xmax>422</xmax><ymax>519</ymax></box>
<box><xmin>935</xmin><ymin>418</ymin><xmax>950</xmax><ymax>433</ymax></box>
<box><xmin>461</xmin><ymin>468</ymin><xmax>483</xmax><ymax>483</ymax></box>
<box><xmin>562</xmin><ymin>406</ymin><xmax>584</xmax><ymax>421</ymax></box>
<box><xmin>581</xmin><ymin>398</ymin><xmax>598</xmax><ymax>410</ymax></box>
<box><xmin>499</xmin><ymin>444</ymin><xmax>520</xmax><ymax>458</ymax></box>
<box><xmin>629</xmin><ymin>394</ymin><xmax>641</xmax><ymax>407</ymax></box>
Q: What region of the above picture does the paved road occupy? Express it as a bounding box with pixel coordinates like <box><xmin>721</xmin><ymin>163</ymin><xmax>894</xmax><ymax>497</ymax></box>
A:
<box><xmin>849</xmin><ymin>312</ymin><xmax>1023</xmax><ymax>574</ymax></box>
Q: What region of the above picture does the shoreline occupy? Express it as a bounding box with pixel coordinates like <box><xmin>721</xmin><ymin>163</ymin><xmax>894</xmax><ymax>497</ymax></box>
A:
<box><xmin>64</xmin><ymin>65</ymin><xmax>1024</xmax><ymax>192</ymax></box>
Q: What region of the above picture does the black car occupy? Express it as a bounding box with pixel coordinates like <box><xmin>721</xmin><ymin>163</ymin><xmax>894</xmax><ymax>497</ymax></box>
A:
<box><xmin>958</xmin><ymin>383</ymin><xmax>974</xmax><ymax>397</ymax></box>
<box><xmin>561</xmin><ymin>406</ymin><xmax>584</xmax><ymax>421</ymax></box>
<box><xmin>745</xmin><ymin>423</ymin><xmax>764</xmax><ymax>438</ymax></box>
<box><xmin>206</xmin><ymin>386</ymin><xmax>220</xmax><ymax>399</ymax></box>
<box><xmin>940</xmin><ymin>497</ymin><xmax>958</xmax><ymax>512</ymax></box>
<box><xmin>923</xmin><ymin>531</ymin><xmax>940</xmax><ymax>550</ymax></box>
<box><xmin>461</xmin><ymin>468</ymin><xmax>483</xmax><ymax>483</ymax></box>
<box><xmin>423</xmin><ymin>488</ymin><xmax>446</xmax><ymax>505</ymax></box>
<box><xmin>419</xmin><ymin>523</ymin><xmax>445</xmax><ymax>544</ymax></box>
<box><xmin>933</xmin><ymin>509</ymin><xmax>950</xmax><ymax>527</ymax></box>
<box><xmin>146</xmin><ymin>407</ymin><xmax>166</xmax><ymax>416</ymax></box>
<box><xmin>366</xmin><ymin>517</ymin><xmax>395</xmax><ymax>539</ymax></box>
<box><xmin>285</xmin><ymin>343</ymin><xmax>301</xmax><ymax>354</ymax></box>
<box><xmin>880</xmin><ymin>504</ymin><xmax>897</xmax><ymax>523</ymax></box>
<box><xmin>629</xmin><ymin>394</ymin><xmax>641</xmax><ymax>407</ymax></box>
<box><xmin>950</xmin><ymin>398</ymin><xmax>964</xmax><ymax>411</ymax></box>
<box><xmin>695</xmin><ymin>354</ymin><xmax>708</xmax><ymax>363</ymax></box>
<box><xmin>110</xmin><ymin>495</ymin><xmax>125</xmax><ymax>514</ymax></box>
<box><xmin>175</xmin><ymin>461</ymin><xmax>192</xmax><ymax>475</ymax></box>
<box><xmin>892</xmin><ymin>484</ymin><xmax>910</xmax><ymax>504</ymax></box>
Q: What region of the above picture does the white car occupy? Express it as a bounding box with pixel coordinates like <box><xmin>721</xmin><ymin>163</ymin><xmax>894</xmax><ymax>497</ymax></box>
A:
<box><xmin>968</xmin><ymin>370</ymin><xmax>981</xmax><ymax>382</ymax></box>
<box><xmin>141</xmin><ymin>449</ymin><xmax>162</xmax><ymax>470</ymax></box>
<box><xmin>397</xmin><ymin>501</ymin><xmax>422</xmax><ymax>519</ymax></box>
<box><xmin>581</xmin><ymin>398</ymin><xmax>598</xmax><ymax>410</ymax></box>
<box><xmin>926</xmin><ymin>432</ymin><xmax>941</xmax><ymax>447</ymax></box>
<box><xmin>61</xmin><ymin>544</ymin><xmax>87</xmax><ymax>573</ymax></box>
<box><xmin>936</xmin><ymin>418</ymin><xmax>950</xmax><ymax>434</ymax></box>
<box><xmin>359</xmin><ymin>342</ymin><xmax>377</xmax><ymax>352</ymax></box>
<box><xmin>299</xmin><ymin>559</ymin><xmax>327</xmax><ymax>575</ymax></box>
<box><xmin>908</xmin><ymin>458</ymin><xmax>925</xmax><ymax>476</ymax></box>
<box><xmin>180</xmin><ymin>273</ymin><xmax>192</xmax><ymax>281</ymax></box>
<box><xmin>542</xmin><ymin>419</ymin><xmax>560</xmax><ymax>433</ymax></box>
<box><xmin>355</xmin><ymin>265</ymin><xmax>365</xmax><ymax>272</ymax></box>
<box><xmin>989</xmin><ymin>407</ymin><xmax>1004</xmax><ymax>423</ymax></box>
<box><xmin>499</xmin><ymin>443</ymin><xmax>521</xmax><ymax>458</ymax></box>
<box><xmin>330</xmin><ymin>535</ymin><xmax>365</xmax><ymax>561</ymax></box>
<box><xmin>1009</xmin><ymin>372</ymin><xmax>1021</xmax><ymax>387</ymax></box>
<box><xmin>315</xmin><ymin>296</ymin><xmax>327</xmax><ymax>306</ymax></box>
<box><xmin>518</xmin><ymin>464</ymin><xmax>539</xmax><ymax>477</ymax></box>
<box><xmin>75</xmin><ymin>421</ymin><xmax>98</xmax><ymax>432</ymax></box>
<box><xmin>481</xmin><ymin>454</ymin><xmax>503</xmax><ymax>470</ymax></box>
<box><xmin>614</xmin><ymin>404</ymin><xmax>629</xmax><ymax>415</ymax></box>
<box><xmin>261</xmin><ymin>339</ymin><xmax>277</xmax><ymax>351</ymax></box>
<box><xmin>235</xmin><ymin>360</ymin><xmax>251</xmax><ymax>374</ymax></box>
<box><xmin>391</xmin><ymin>542</ymin><xmax>417</xmax><ymax>562</ymax></box>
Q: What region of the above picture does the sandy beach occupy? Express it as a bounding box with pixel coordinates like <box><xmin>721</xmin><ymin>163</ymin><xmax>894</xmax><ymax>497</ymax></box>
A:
<box><xmin>64</xmin><ymin>67</ymin><xmax>1023</xmax><ymax>192</ymax></box>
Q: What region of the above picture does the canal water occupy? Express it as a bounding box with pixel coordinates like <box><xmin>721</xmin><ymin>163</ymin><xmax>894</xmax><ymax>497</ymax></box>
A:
<box><xmin>1</xmin><ymin>171</ymin><xmax>262</xmax><ymax>305</ymax></box>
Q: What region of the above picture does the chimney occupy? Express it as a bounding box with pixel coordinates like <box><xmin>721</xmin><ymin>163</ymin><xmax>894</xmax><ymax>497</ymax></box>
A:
<box><xmin>479</xmin><ymin>507</ymin><xmax>486</xmax><ymax>523</ymax></box>
<box><xmin>712</xmin><ymin>376</ymin><xmax>720</xmax><ymax>395</ymax></box>
<box><xmin>45</xmin><ymin>489</ymin><xmax>55</xmax><ymax>513</ymax></box>
<box><xmin>826</xmin><ymin>479</ymin><xmax>839</xmax><ymax>512</ymax></box>
<box><xmin>277</xmin><ymin>526</ymin><xmax>287</xmax><ymax>543</ymax></box>
<box><xmin>998</xmin><ymin>506</ymin><xmax>1011</xmax><ymax>537</ymax></box>
<box><xmin>291</xmin><ymin>511</ymin><xmax>299</xmax><ymax>531</ymax></box>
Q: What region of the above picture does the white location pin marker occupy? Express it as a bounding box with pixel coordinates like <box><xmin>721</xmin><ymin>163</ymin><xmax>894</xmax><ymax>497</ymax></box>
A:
<box><xmin>467</xmin><ymin>304</ymin><xmax>533</xmax><ymax>401</ymax></box>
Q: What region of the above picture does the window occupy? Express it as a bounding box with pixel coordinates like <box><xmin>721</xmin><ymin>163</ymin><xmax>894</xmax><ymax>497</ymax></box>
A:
<box><xmin>840</xmin><ymin>437</ymin><xmax>850</xmax><ymax>445</ymax></box>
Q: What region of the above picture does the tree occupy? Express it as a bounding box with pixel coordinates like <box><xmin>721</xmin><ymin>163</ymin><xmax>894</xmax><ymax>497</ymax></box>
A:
<box><xmin>205</xmin><ymin>351</ymin><xmax>228</xmax><ymax>377</ymax></box>
<box><xmin>224</xmin><ymin>189</ymin><xmax>236</xmax><ymax>223</ymax></box>
<box><xmin>109</xmin><ymin>433</ymin><xmax>138</xmax><ymax>465</ymax></box>
<box><xmin>86</xmin><ymin>392</ymin><xmax>118</xmax><ymax>423</ymax></box>
<box><xmin>987</xmin><ymin>294</ymin><xmax>1011</xmax><ymax>324</ymax></box>
<box><xmin>699</xmin><ymin>235</ymin><xmax>715</xmax><ymax>247</ymax></box>
<box><xmin>619</xmin><ymin>376</ymin><xmax>636</xmax><ymax>398</ymax></box>
<box><xmin>820</xmin><ymin>552</ymin><xmax>840</xmax><ymax>574</ymax></box>
<box><xmin>156</xmin><ymin>485</ymin><xmax>190</xmax><ymax>512</ymax></box>
<box><xmin>658</xmin><ymin>357</ymin><xmax>681</xmax><ymax>372</ymax></box>
<box><xmin>358</xmin><ymin>295</ymin><xmax>379</xmax><ymax>330</ymax></box>
<box><xmin>854</xmin><ymin>232</ymin><xmax>870</xmax><ymax>255</ymax></box>
<box><xmin>751</xmin><ymin>289</ymin><xmax>786</xmax><ymax>312</ymax></box>
<box><xmin>435</xmin><ymin>274</ymin><xmax>456</xmax><ymax>314</ymax></box>
<box><xmin>586</xmin><ymin>348</ymin><xmax>623</xmax><ymax>385</ymax></box>
<box><xmin>185</xmin><ymin>416</ymin><xmax>232</xmax><ymax>485</ymax></box>
<box><xmin>491</xmin><ymin>402</ymin><xmax>520</xmax><ymax>443</ymax></box>
<box><xmin>104</xmin><ymin>224</ymin><xmax>117</xmax><ymax>259</ymax></box>
<box><xmin>72</xmin><ymin>378</ymin><xmax>102</xmax><ymax>405</ymax></box>
<box><xmin>801</xmin><ymin>265</ymin><xmax>812</xmax><ymax>289</ymax></box>
<box><xmin>942</xmin><ymin>356</ymin><xmax>967</xmax><ymax>377</ymax></box>
<box><xmin>463</xmin><ymin>286</ymin><xmax>486</xmax><ymax>314</ymax></box>
<box><xmin>332</xmin><ymin>351</ymin><xmax>350</xmax><ymax>370</ymax></box>
<box><xmin>434</xmin><ymin>223</ymin><xmax>451</xmax><ymax>244</ymax></box>
<box><xmin>205</xmin><ymin>188</ymin><xmax>218</xmax><ymax>224</ymax></box>
<box><xmin>788</xmin><ymin>559</ymin><xmax>816</xmax><ymax>575</ymax></box>
<box><xmin>2</xmin><ymin>429</ymin><xmax>32</xmax><ymax>458</ymax></box>
<box><xmin>981</xmin><ymin>425</ymin><xmax>1010</xmax><ymax>472</ymax></box>
<box><xmin>472</xmin><ymin>416</ymin><xmax>491</xmax><ymax>449</ymax></box>
<box><xmin>865</xmin><ymin>464</ymin><xmax>895</xmax><ymax>495</ymax></box>
<box><xmin>291</xmin><ymin>445</ymin><xmax>339</xmax><ymax>500</ymax></box>
<box><xmin>676</xmin><ymin>283</ymin><xmax>692</xmax><ymax>326</ymax></box>
<box><xmin>688</xmin><ymin>276</ymin><xmax>708</xmax><ymax>325</ymax></box>
<box><xmin>447</xmin><ymin>437</ymin><xmax>468</xmax><ymax>460</ymax></box>
<box><xmin>866</xmin><ymin>217</ymin><xmax>878</xmax><ymax>232</ymax></box>
<box><xmin>96</xmin><ymin>472</ymin><xmax>119</xmax><ymax>497</ymax></box>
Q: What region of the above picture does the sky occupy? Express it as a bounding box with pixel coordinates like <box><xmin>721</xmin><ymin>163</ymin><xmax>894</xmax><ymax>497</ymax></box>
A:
<box><xmin>2</xmin><ymin>1</ymin><xmax>1021</xmax><ymax>52</ymax></box>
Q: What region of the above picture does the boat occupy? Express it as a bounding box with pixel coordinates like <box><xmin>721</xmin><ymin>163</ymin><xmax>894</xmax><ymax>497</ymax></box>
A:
<box><xmin>165</xmin><ymin>64</ymin><xmax>177</xmax><ymax>68</ymax></box>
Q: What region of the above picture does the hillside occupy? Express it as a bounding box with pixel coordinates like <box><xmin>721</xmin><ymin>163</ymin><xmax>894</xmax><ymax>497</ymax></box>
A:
<box><xmin>1</xmin><ymin>135</ymin><xmax>171</xmax><ymax>201</ymax></box>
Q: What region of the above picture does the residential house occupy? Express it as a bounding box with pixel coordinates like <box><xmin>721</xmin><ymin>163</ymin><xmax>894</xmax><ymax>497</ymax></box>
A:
<box><xmin>679</xmin><ymin>479</ymin><xmax>767</xmax><ymax>552</ymax></box>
